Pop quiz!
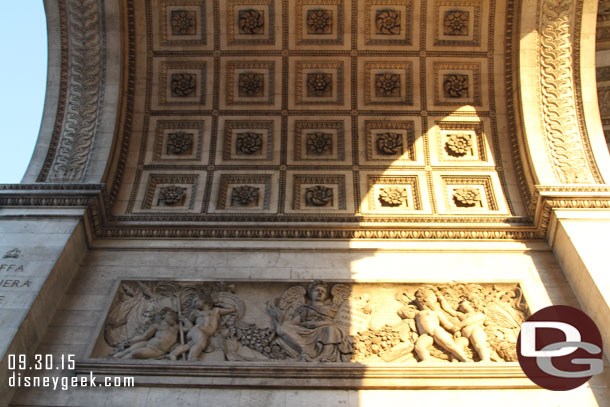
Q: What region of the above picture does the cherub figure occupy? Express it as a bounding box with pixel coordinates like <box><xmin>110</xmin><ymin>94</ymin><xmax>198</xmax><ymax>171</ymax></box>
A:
<box><xmin>113</xmin><ymin>307</ymin><xmax>179</xmax><ymax>359</ymax></box>
<box><xmin>170</xmin><ymin>296</ymin><xmax>236</xmax><ymax>360</ymax></box>
<box><xmin>439</xmin><ymin>298</ymin><xmax>491</xmax><ymax>362</ymax></box>
<box><xmin>412</xmin><ymin>287</ymin><xmax>468</xmax><ymax>362</ymax></box>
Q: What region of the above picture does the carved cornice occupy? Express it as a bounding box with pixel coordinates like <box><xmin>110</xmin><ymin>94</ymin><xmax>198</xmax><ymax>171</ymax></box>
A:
<box><xmin>38</xmin><ymin>0</ymin><xmax>106</xmax><ymax>182</ymax></box>
<box><xmin>537</xmin><ymin>0</ymin><xmax>601</xmax><ymax>184</ymax></box>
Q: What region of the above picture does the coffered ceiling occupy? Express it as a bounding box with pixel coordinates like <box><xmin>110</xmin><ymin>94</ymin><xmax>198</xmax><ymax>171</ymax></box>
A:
<box><xmin>112</xmin><ymin>0</ymin><xmax>527</xmax><ymax>227</ymax></box>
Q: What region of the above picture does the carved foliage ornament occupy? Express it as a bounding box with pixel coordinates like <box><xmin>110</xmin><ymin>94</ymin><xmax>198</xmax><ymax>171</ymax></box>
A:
<box><xmin>307</xmin><ymin>73</ymin><xmax>332</xmax><ymax>97</ymax></box>
<box><xmin>538</xmin><ymin>0</ymin><xmax>595</xmax><ymax>183</ymax></box>
<box><xmin>378</xmin><ymin>187</ymin><xmax>409</xmax><ymax>207</ymax></box>
<box><xmin>166</xmin><ymin>132</ymin><xmax>193</xmax><ymax>155</ymax></box>
<box><xmin>307</xmin><ymin>9</ymin><xmax>332</xmax><ymax>34</ymax></box>
<box><xmin>444</xmin><ymin>10</ymin><xmax>469</xmax><ymax>36</ymax></box>
<box><xmin>446</xmin><ymin>134</ymin><xmax>473</xmax><ymax>157</ymax></box>
<box><xmin>236</xmin><ymin>132</ymin><xmax>263</xmax><ymax>154</ymax></box>
<box><xmin>375</xmin><ymin>9</ymin><xmax>401</xmax><ymax>35</ymax></box>
<box><xmin>375</xmin><ymin>73</ymin><xmax>401</xmax><ymax>97</ymax></box>
<box><xmin>159</xmin><ymin>185</ymin><xmax>186</xmax><ymax>205</ymax></box>
<box><xmin>238</xmin><ymin>73</ymin><xmax>264</xmax><ymax>97</ymax></box>
<box><xmin>231</xmin><ymin>185</ymin><xmax>259</xmax><ymax>206</ymax></box>
<box><xmin>443</xmin><ymin>74</ymin><xmax>468</xmax><ymax>98</ymax></box>
<box><xmin>46</xmin><ymin>0</ymin><xmax>104</xmax><ymax>181</ymax></box>
<box><xmin>171</xmin><ymin>73</ymin><xmax>196</xmax><ymax>97</ymax></box>
<box><xmin>101</xmin><ymin>281</ymin><xmax>527</xmax><ymax>364</ymax></box>
<box><xmin>452</xmin><ymin>187</ymin><xmax>482</xmax><ymax>207</ymax></box>
<box><xmin>306</xmin><ymin>132</ymin><xmax>333</xmax><ymax>154</ymax></box>
<box><xmin>305</xmin><ymin>185</ymin><xmax>333</xmax><ymax>206</ymax></box>
<box><xmin>239</xmin><ymin>9</ymin><xmax>264</xmax><ymax>34</ymax></box>
<box><xmin>376</xmin><ymin>132</ymin><xmax>403</xmax><ymax>155</ymax></box>
<box><xmin>171</xmin><ymin>10</ymin><xmax>196</xmax><ymax>35</ymax></box>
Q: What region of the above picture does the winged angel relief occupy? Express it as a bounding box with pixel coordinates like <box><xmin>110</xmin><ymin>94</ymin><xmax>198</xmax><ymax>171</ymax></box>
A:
<box><xmin>100</xmin><ymin>281</ymin><xmax>528</xmax><ymax>363</ymax></box>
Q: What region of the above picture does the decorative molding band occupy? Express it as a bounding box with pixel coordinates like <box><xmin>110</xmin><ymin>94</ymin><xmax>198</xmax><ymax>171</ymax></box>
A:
<box><xmin>537</xmin><ymin>0</ymin><xmax>597</xmax><ymax>184</ymax></box>
<box><xmin>40</xmin><ymin>0</ymin><xmax>106</xmax><ymax>182</ymax></box>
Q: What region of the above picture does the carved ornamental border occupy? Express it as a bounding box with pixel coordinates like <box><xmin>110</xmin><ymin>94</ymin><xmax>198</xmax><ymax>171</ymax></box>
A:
<box><xmin>536</xmin><ymin>0</ymin><xmax>602</xmax><ymax>184</ymax></box>
<box><xmin>38</xmin><ymin>0</ymin><xmax>106</xmax><ymax>182</ymax></box>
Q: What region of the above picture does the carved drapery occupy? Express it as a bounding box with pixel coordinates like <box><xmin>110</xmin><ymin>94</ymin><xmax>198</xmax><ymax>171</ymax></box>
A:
<box><xmin>41</xmin><ymin>0</ymin><xmax>105</xmax><ymax>182</ymax></box>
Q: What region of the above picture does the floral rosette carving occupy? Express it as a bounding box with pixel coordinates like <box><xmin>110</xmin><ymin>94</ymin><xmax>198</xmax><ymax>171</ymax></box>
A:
<box><xmin>306</xmin><ymin>132</ymin><xmax>333</xmax><ymax>154</ymax></box>
<box><xmin>236</xmin><ymin>132</ymin><xmax>263</xmax><ymax>155</ymax></box>
<box><xmin>307</xmin><ymin>9</ymin><xmax>332</xmax><ymax>34</ymax></box>
<box><xmin>378</xmin><ymin>187</ymin><xmax>409</xmax><ymax>207</ymax></box>
<box><xmin>238</xmin><ymin>73</ymin><xmax>264</xmax><ymax>97</ymax></box>
<box><xmin>375</xmin><ymin>74</ymin><xmax>401</xmax><ymax>97</ymax></box>
<box><xmin>171</xmin><ymin>10</ymin><xmax>196</xmax><ymax>35</ymax></box>
<box><xmin>231</xmin><ymin>185</ymin><xmax>259</xmax><ymax>206</ymax></box>
<box><xmin>307</xmin><ymin>73</ymin><xmax>332</xmax><ymax>97</ymax></box>
<box><xmin>171</xmin><ymin>73</ymin><xmax>196</xmax><ymax>97</ymax></box>
<box><xmin>444</xmin><ymin>10</ymin><xmax>468</xmax><ymax>36</ymax></box>
<box><xmin>305</xmin><ymin>185</ymin><xmax>333</xmax><ymax>207</ymax></box>
<box><xmin>239</xmin><ymin>9</ymin><xmax>264</xmax><ymax>34</ymax></box>
<box><xmin>452</xmin><ymin>187</ymin><xmax>481</xmax><ymax>207</ymax></box>
<box><xmin>166</xmin><ymin>132</ymin><xmax>193</xmax><ymax>155</ymax></box>
<box><xmin>159</xmin><ymin>185</ymin><xmax>186</xmax><ymax>205</ymax></box>
<box><xmin>376</xmin><ymin>132</ymin><xmax>403</xmax><ymax>155</ymax></box>
<box><xmin>443</xmin><ymin>74</ymin><xmax>468</xmax><ymax>98</ymax></box>
<box><xmin>445</xmin><ymin>134</ymin><xmax>472</xmax><ymax>157</ymax></box>
<box><xmin>375</xmin><ymin>9</ymin><xmax>401</xmax><ymax>35</ymax></box>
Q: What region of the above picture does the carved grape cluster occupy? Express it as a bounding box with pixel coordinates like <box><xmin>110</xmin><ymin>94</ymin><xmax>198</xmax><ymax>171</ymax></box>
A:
<box><xmin>444</xmin><ymin>10</ymin><xmax>469</xmax><ymax>36</ymax></box>
<box><xmin>452</xmin><ymin>187</ymin><xmax>482</xmax><ymax>207</ymax></box>
<box><xmin>236</xmin><ymin>132</ymin><xmax>263</xmax><ymax>155</ymax></box>
<box><xmin>352</xmin><ymin>325</ymin><xmax>403</xmax><ymax>361</ymax></box>
<box><xmin>238</xmin><ymin>9</ymin><xmax>264</xmax><ymax>34</ymax></box>
<box><xmin>376</xmin><ymin>132</ymin><xmax>403</xmax><ymax>155</ymax></box>
<box><xmin>231</xmin><ymin>185</ymin><xmax>259</xmax><ymax>206</ymax></box>
<box><xmin>238</xmin><ymin>73</ymin><xmax>264</xmax><ymax>97</ymax></box>
<box><xmin>305</xmin><ymin>185</ymin><xmax>333</xmax><ymax>207</ymax></box>
<box><xmin>159</xmin><ymin>185</ymin><xmax>186</xmax><ymax>205</ymax></box>
<box><xmin>445</xmin><ymin>134</ymin><xmax>472</xmax><ymax>157</ymax></box>
<box><xmin>378</xmin><ymin>187</ymin><xmax>409</xmax><ymax>207</ymax></box>
<box><xmin>235</xmin><ymin>326</ymin><xmax>288</xmax><ymax>359</ymax></box>
<box><xmin>375</xmin><ymin>9</ymin><xmax>401</xmax><ymax>35</ymax></box>
<box><xmin>170</xmin><ymin>10</ymin><xmax>196</xmax><ymax>35</ymax></box>
<box><xmin>166</xmin><ymin>132</ymin><xmax>193</xmax><ymax>155</ymax></box>
<box><xmin>306</xmin><ymin>132</ymin><xmax>333</xmax><ymax>154</ymax></box>
<box><xmin>170</xmin><ymin>73</ymin><xmax>196</xmax><ymax>97</ymax></box>
<box><xmin>443</xmin><ymin>74</ymin><xmax>468</xmax><ymax>98</ymax></box>
<box><xmin>307</xmin><ymin>9</ymin><xmax>332</xmax><ymax>34</ymax></box>
<box><xmin>375</xmin><ymin>74</ymin><xmax>401</xmax><ymax>97</ymax></box>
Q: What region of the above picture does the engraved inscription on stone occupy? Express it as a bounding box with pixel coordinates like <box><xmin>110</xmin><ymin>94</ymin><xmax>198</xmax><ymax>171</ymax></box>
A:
<box><xmin>3</xmin><ymin>248</ymin><xmax>21</xmax><ymax>259</ymax></box>
<box><xmin>0</xmin><ymin>264</ymin><xmax>24</xmax><ymax>273</ymax></box>
<box><xmin>98</xmin><ymin>281</ymin><xmax>527</xmax><ymax>364</ymax></box>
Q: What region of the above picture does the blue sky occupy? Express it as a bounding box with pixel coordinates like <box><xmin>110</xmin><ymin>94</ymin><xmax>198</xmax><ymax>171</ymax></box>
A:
<box><xmin>0</xmin><ymin>2</ymin><xmax>47</xmax><ymax>183</ymax></box>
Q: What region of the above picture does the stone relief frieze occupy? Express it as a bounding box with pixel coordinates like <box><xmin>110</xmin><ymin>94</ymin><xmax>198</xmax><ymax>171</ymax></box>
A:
<box><xmin>97</xmin><ymin>281</ymin><xmax>527</xmax><ymax>364</ymax></box>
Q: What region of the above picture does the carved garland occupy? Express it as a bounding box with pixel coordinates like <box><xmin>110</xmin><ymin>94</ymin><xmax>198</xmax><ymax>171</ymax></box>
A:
<box><xmin>537</xmin><ymin>0</ymin><xmax>594</xmax><ymax>183</ymax></box>
<box><xmin>45</xmin><ymin>0</ymin><xmax>105</xmax><ymax>181</ymax></box>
